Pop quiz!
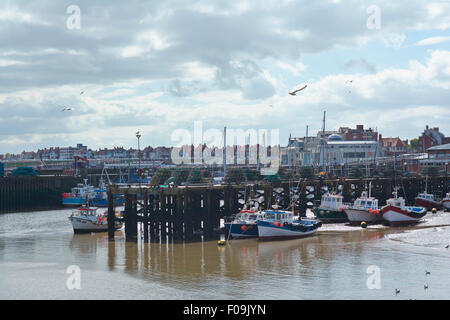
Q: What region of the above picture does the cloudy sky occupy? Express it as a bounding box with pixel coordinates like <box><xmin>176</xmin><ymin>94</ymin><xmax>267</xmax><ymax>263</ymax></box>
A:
<box><xmin>1</xmin><ymin>0</ymin><xmax>450</xmax><ymax>153</ymax></box>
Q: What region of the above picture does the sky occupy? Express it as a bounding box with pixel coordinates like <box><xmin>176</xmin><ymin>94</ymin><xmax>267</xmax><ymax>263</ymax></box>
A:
<box><xmin>1</xmin><ymin>0</ymin><xmax>450</xmax><ymax>154</ymax></box>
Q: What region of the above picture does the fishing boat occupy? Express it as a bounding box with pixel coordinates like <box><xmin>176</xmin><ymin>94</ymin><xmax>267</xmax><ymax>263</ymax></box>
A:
<box><xmin>62</xmin><ymin>179</ymin><xmax>124</xmax><ymax>207</ymax></box>
<box><xmin>415</xmin><ymin>192</ymin><xmax>442</xmax><ymax>210</ymax></box>
<box><xmin>257</xmin><ymin>210</ymin><xmax>322</xmax><ymax>241</ymax></box>
<box><xmin>89</xmin><ymin>181</ymin><xmax>125</xmax><ymax>207</ymax></box>
<box><xmin>414</xmin><ymin>177</ymin><xmax>442</xmax><ymax>210</ymax></box>
<box><xmin>62</xmin><ymin>180</ymin><xmax>95</xmax><ymax>207</ymax></box>
<box><xmin>68</xmin><ymin>206</ymin><xmax>123</xmax><ymax>233</ymax></box>
<box><xmin>224</xmin><ymin>209</ymin><xmax>265</xmax><ymax>238</ymax></box>
<box><xmin>344</xmin><ymin>183</ymin><xmax>381</xmax><ymax>224</ymax></box>
<box><xmin>382</xmin><ymin>190</ymin><xmax>427</xmax><ymax>226</ymax></box>
<box><xmin>313</xmin><ymin>192</ymin><xmax>348</xmax><ymax>223</ymax></box>
<box><xmin>443</xmin><ymin>193</ymin><xmax>450</xmax><ymax>211</ymax></box>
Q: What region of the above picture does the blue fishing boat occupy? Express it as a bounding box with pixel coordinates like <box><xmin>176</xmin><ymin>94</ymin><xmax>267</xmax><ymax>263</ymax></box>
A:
<box><xmin>62</xmin><ymin>181</ymin><xmax>95</xmax><ymax>207</ymax></box>
<box><xmin>224</xmin><ymin>210</ymin><xmax>266</xmax><ymax>238</ymax></box>
<box><xmin>62</xmin><ymin>179</ymin><xmax>124</xmax><ymax>207</ymax></box>
<box><xmin>257</xmin><ymin>210</ymin><xmax>322</xmax><ymax>241</ymax></box>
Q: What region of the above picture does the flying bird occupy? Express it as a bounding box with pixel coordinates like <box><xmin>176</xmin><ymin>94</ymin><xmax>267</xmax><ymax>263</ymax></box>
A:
<box><xmin>425</xmin><ymin>270</ymin><xmax>431</xmax><ymax>275</ymax></box>
<box><xmin>346</xmin><ymin>80</ymin><xmax>354</xmax><ymax>83</ymax></box>
<box><xmin>80</xmin><ymin>91</ymin><xmax>85</xmax><ymax>95</ymax></box>
<box><xmin>445</xmin><ymin>244</ymin><xmax>449</xmax><ymax>249</ymax></box>
<box><xmin>424</xmin><ymin>284</ymin><xmax>429</xmax><ymax>290</ymax></box>
<box><xmin>289</xmin><ymin>84</ymin><xmax>307</xmax><ymax>96</ymax></box>
<box><xmin>61</xmin><ymin>107</ymin><xmax>72</xmax><ymax>111</ymax></box>
<box><xmin>395</xmin><ymin>288</ymin><xmax>400</xmax><ymax>295</ymax></box>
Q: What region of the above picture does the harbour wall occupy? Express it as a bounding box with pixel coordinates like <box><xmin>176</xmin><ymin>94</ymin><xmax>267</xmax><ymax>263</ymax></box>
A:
<box><xmin>0</xmin><ymin>176</ymin><xmax>79</xmax><ymax>213</ymax></box>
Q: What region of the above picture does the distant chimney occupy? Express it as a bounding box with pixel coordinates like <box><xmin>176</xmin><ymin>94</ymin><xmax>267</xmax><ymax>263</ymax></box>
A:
<box><xmin>426</xmin><ymin>125</ymin><xmax>429</xmax><ymax>130</ymax></box>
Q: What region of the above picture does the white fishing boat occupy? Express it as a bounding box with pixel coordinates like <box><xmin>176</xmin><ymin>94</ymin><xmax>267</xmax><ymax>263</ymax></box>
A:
<box><xmin>381</xmin><ymin>190</ymin><xmax>427</xmax><ymax>226</ymax></box>
<box><xmin>344</xmin><ymin>183</ymin><xmax>381</xmax><ymax>224</ymax></box>
<box><xmin>68</xmin><ymin>206</ymin><xmax>123</xmax><ymax>233</ymax></box>
<box><xmin>257</xmin><ymin>209</ymin><xmax>321</xmax><ymax>241</ymax></box>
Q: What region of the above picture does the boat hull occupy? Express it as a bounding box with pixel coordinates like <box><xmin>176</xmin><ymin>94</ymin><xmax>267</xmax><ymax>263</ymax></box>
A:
<box><xmin>62</xmin><ymin>197</ymin><xmax>86</xmax><ymax>207</ymax></box>
<box><xmin>69</xmin><ymin>216</ymin><xmax>123</xmax><ymax>233</ymax></box>
<box><xmin>381</xmin><ymin>205</ymin><xmax>427</xmax><ymax>226</ymax></box>
<box><xmin>224</xmin><ymin>222</ymin><xmax>258</xmax><ymax>238</ymax></box>
<box><xmin>313</xmin><ymin>208</ymin><xmax>348</xmax><ymax>223</ymax></box>
<box><xmin>443</xmin><ymin>200</ymin><xmax>450</xmax><ymax>210</ymax></box>
<box><xmin>344</xmin><ymin>208</ymin><xmax>381</xmax><ymax>223</ymax></box>
<box><xmin>257</xmin><ymin>220</ymin><xmax>319</xmax><ymax>241</ymax></box>
<box><xmin>415</xmin><ymin>198</ymin><xmax>442</xmax><ymax>210</ymax></box>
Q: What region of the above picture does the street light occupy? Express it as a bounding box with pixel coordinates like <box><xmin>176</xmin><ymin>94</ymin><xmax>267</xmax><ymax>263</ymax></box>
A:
<box><xmin>136</xmin><ymin>131</ymin><xmax>141</xmax><ymax>187</ymax></box>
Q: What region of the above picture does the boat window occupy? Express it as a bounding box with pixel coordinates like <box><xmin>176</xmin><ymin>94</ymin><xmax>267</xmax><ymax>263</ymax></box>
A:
<box><xmin>249</xmin><ymin>214</ymin><xmax>257</xmax><ymax>220</ymax></box>
<box><xmin>359</xmin><ymin>201</ymin><xmax>366</xmax><ymax>206</ymax></box>
<box><xmin>265</xmin><ymin>213</ymin><xmax>275</xmax><ymax>220</ymax></box>
<box><xmin>366</xmin><ymin>201</ymin><xmax>372</xmax><ymax>206</ymax></box>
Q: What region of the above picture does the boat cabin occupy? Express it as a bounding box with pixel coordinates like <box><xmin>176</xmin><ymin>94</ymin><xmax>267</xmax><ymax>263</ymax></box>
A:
<box><xmin>263</xmin><ymin>210</ymin><xmax>294</xmax><ymax>223</ymax></box>
<box><xmin>417</xmin><ymin>193</ymin><xmax>435</xmax><ymax>201</ymax></box>
<box><xmin>351</xmin><ymin>191</ymin><xmax>379</xmax><ymax>210</ymax></box>
<box><xmin>353</xmin><ymin>198</ymin><xmax>379</xmax><ymax>209</ymax></box>
<box><xmin>319</xmin><ymin>193</ymin><xmax>344</xmax><ymax>210</ymax></box>
<box><xmin>72</xmin><ymin>207</ymin><xmax>99</xmax><ymax>217</ymax></box>
<box><xmin>235</xmin><ymin>211</ymin><xmax>262</xmax><ymax>222</ymax></box>
<box><xmin>386</xmin><ymin>196</ymin><xmax>406</xmax><ymax>208</ymax></box>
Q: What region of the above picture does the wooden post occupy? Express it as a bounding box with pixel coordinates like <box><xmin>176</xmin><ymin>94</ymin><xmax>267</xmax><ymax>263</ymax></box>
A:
<box><xmin>107</xmin><ymin>187</ymin><xmax>115</xmax><ymax>241</ymax></box>
<box><xmin>124</xmin><ymin>192</ymin><xmax>137</xmax><ymax>242</ymax></box>
<box><xmin>143</xmin><ymin>189</ymin><xmax>149</xmax><ymax>242</ymax></box>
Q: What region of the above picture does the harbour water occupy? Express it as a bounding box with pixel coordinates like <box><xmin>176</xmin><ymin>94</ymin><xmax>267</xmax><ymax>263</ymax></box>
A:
<box><xmin>1</xmin><ymin>208</ymin><xmax>450</xmax><ymax>300</ymax></box>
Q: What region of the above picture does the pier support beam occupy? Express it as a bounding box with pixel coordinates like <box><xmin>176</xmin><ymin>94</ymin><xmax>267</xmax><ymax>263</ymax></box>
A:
<box><xmin>107</xmin><ymin>188</ymin><xmax>115</xmax><ymax>241</ymax></box>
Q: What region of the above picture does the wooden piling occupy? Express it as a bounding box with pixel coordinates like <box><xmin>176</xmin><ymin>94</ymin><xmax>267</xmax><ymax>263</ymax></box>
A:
<box><xmin>107</xmin><ymin>187</ymin><xmax>115</xmax><ymax>241</ymax></box>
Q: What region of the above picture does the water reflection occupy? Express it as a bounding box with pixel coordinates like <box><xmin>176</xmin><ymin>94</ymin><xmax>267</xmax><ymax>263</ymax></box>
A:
<box><xmin>96</xmin><ymin>230</ymin><xmax>387</xmax><ymax>284</ymax></box>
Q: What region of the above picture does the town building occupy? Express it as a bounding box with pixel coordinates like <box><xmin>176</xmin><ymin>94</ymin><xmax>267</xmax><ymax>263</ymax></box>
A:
<box><xmin>417</xmin><ymin>125</ymin><xmax>450</xmax><ymax>153</ymax></box>
<box><xmin>338</xmin><ymin>125</ymin><xmax>378</xmax><ymax>141</ymax></box>
<box><xmin>379</xmin><ymin>136</ymin><xmax>409</xmax><ymax>156</ymax></box>
<box><xmin>59</xmin><ymin>144</ymin><xmax>88</xmax><ymax>160</ymax></box>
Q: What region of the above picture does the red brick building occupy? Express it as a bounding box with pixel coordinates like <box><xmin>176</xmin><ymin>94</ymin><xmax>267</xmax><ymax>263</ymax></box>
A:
<box><xmin>380</xmin><ymin>137</ymin><xmax>409</xmax><ymax>156</ymax></box>
<box><xmin>338</xmin><ymin>125</ymin><xmax>378</xmax><ymax>141</ymax></box>
<box><xmin>417</xmin><ymin>125</ymin><xmax>450</xmax><ymax>153</ymax></box>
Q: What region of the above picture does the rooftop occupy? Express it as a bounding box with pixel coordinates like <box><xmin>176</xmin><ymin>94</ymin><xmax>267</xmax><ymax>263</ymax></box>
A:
<box><xmin>427</xmin><ymin>143</ymin><xmax>450</xmax><ymax>151</ymax></box>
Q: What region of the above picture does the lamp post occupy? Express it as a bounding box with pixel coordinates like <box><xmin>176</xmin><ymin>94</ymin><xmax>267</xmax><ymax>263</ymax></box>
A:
<box><xmin>136</xmin><ymin>131</ymin><xmax>141</xmax><ymax>187</ymax></box>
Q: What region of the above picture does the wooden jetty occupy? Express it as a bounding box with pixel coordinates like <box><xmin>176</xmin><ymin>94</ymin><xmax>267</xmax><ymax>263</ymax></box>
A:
<box><xmin>107</xmin><ymin>175</ymin><xmax>449</xmax><ymax>243</ymax></box>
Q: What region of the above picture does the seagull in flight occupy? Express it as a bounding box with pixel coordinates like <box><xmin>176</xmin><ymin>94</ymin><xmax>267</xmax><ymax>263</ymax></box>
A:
<box><xmin>289</xmin><ymin>84</ymin><xmax>307</xmax><ymax>96</ymax></box>
<box><xmin>346</xmin><ymin>80</ymin><xmax>354</xmax><ymax>83</ymax></box>
<box><xmin>61</xmin><ymin>107</ymin><xmax>72</xmax><ymax>111</ymax></box>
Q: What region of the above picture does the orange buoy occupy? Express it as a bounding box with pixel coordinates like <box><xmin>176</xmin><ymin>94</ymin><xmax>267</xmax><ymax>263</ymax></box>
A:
<box><xmin>241</xmin><ymin>225</ymin><xmax>247</xmax><ymax>231</ymax></box>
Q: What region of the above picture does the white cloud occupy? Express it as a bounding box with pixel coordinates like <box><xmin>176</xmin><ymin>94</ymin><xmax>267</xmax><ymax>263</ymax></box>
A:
<box><xmin>414</xmin><ymin>36</ymin><xmax>450</xmax><ymax>46</ymax></box>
